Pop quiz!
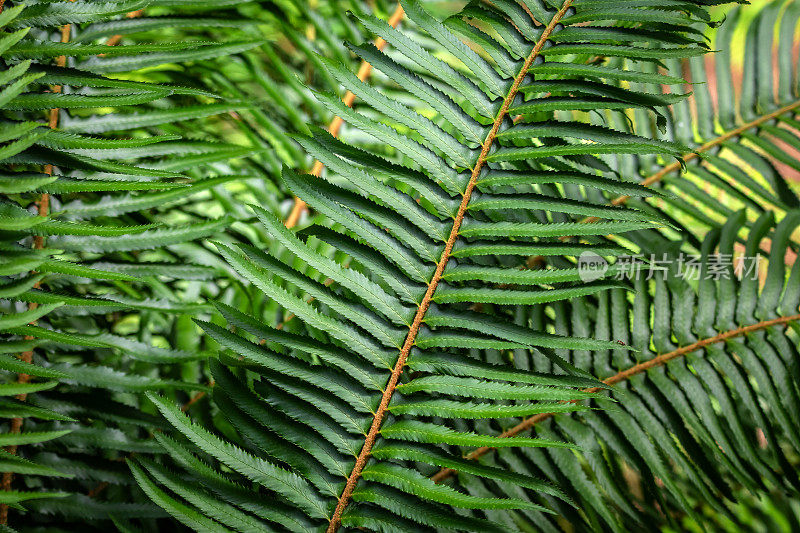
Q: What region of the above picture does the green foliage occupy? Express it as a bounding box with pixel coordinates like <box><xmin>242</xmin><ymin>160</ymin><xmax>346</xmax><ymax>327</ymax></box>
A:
<box><xmin>127</xmin><ymin>0</ymin><xmax>786</xmax><ymax>531</ymax></box>
<box><xmin>1</xmin><ymin>0</ymin><xmax>799</xmax><ymax>531</ymax></box>
<box><xmin>615</xmin><ymin>0</ymin><xmax>800</xmax><ymax>245</ymax></box>
<box><xmin>0</xmin><ymin>0</ymin><xmax>261</xmax><ymax>526</ymax></box>
<box><xmin>451</xmin><ymin>211</ymin><xmax>800</xmax><ymax>532</ymax></box>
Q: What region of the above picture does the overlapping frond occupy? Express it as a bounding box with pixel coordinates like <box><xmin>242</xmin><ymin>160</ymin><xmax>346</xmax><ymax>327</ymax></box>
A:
<box><xmin>0</xmin><ymin>0</ymin><xmax>262</xmax><ymax>525</ymax></box>
<box><xmin>136</xmin><ymin>0</ymin><xmax>734</xmax><ymax>530</ymax></box>
<box><xmin>441</xmin><ymin>210</ymin><xmax>800</xmax><ymax>531</ymax></box>
<box><xmin>184</xmin><ymin>0</ymin><xmax>408</xmax><ymax>227</ymax></box>
<box><xmin>599</xmin><ymin>0</ymin><xmax>800</xmax><ymax>243</ymax></box>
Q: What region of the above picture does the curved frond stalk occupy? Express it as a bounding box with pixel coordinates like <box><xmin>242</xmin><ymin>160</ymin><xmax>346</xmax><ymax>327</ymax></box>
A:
<box><xmin>598</xmin><ymin>1</ymin><xmax>800</xmax><ymax>238</ymax></box>
<box><xmin>326</xmin><ymin>5</ymin><xmax>580</xmax><ymax>529</ymax></box>
<box><xmin>432</xmin><ymin>311</ymin><xmax>800</xmax><ymax>483</ymax></box>
<box><xmin>548</xmin><ymin>97</ymin><xmax>800</xmax><ymax>260</ymax></box>
<box><xmin>585</xmin><ymin>98</ymin><xmax>800</xmax><ymax>223</ymax></box>
<box><xmin>439</xmin><ymin>209</ymin><xmax>800</xmax><ymax>530</ymax></box>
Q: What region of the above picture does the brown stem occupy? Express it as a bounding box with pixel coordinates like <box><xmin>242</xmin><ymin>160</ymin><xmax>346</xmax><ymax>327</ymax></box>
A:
<box><xmin>103</xmin><ymin>10</ymin><xmax>144</xmax><ymax>48</ymax></box>
<box><xmin>430</xmin><ymin>312</ymin><xmax>800</xmax><ymax>484</ymax></box>
<box><xmin>284</xmin><ymin>3</ymin><xmax>406</xmax><ymax>229</ymax></box>
<box><xmin>325</xmin><ymin>2</ymin><xmax>576</xmax><ymax>530</ymax></box>
<box><xmin>180</xmin><ymin>380</ymin><xmax>214</xmax><ymax>412</ymax></box>
<box><xmin>180</xmin><ymin>392</ymin><xmax>206</xmax><ymax>411</ymax></box>
<box><xmin>0</xmin><ymin>17</ymin><xmax>73</xmax><ymax>525</ymax></box>
<box><xmin>523</xmin><ymin>97</ymin><xmax>800</xmax><ymax>262</ymax></box>
<box><xmin>579</xmin><ymin>98</ymin><xmax>800</xmax><ymax>225</ymax></box>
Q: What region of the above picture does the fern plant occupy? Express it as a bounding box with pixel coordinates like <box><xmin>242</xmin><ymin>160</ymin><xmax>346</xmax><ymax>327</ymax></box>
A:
<box><xmin>435</xmin><ymin>209</ymin><xmax>800</xmax><ymax>532</ymax></box>
<box><xmin>420</xmin><ymin>2</ymin><xmax>800</xmax><ymax>530</ymax></box>
<box><xmin>131</xmin><ymin>0</ymin><xmax>742</xmax><ymax>530</ymax></box>
<box><xmin>0</xmin><ymin>0</ymin><xmax>266</xmax><ymax>526</ymax></box>
<box><xmin>0</xmin><ymin>0</ymin><xmax>434</xmax><ymax>528</ymax></box>
<box><xmin>592</xmin><ymin>0</ymin><xmax>800</xmax><ymax>243</ymax></box>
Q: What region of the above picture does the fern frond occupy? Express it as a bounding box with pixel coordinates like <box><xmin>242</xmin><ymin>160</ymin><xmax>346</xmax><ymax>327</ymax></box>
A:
<box><xmin>0</xmin><ymin>0</ymin><xmax>263</xmax><ymax>525</ymax></box>
<box><xmin>436</xmin><ymin>210</ymin><xmax>800</xmax><ymax>531</ymax></box>
<box><xmin>592</xmin><ymin>0</ymin><xmax>800</xmax><ymax>242</ymax></box>
<box><xmin>136</xmin><ymin>0</ymin><xmax>733</xmax><ymax>529</ymax></box>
